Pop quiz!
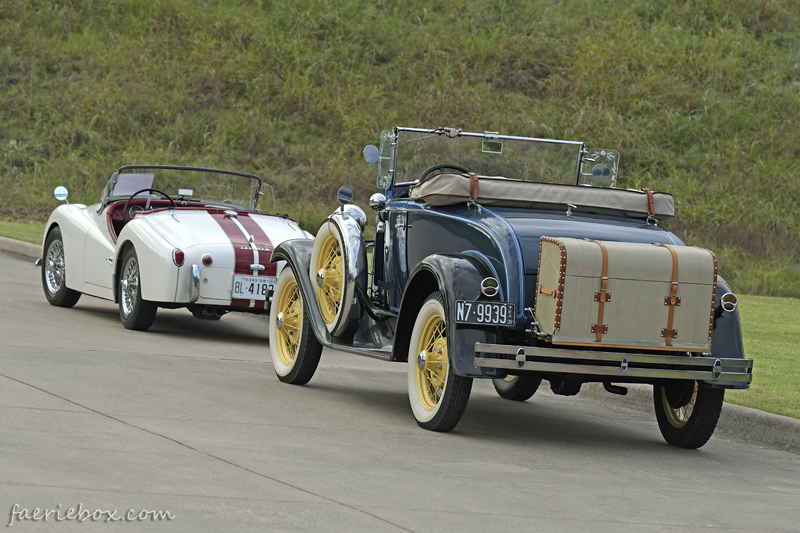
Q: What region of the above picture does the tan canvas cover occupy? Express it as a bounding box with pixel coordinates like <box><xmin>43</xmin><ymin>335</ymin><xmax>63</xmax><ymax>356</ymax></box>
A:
<box><xmin>534</xmin><ymin>237</ymin><xmax>717</xmax><ymax>351</ymax></box>
<box><xmin>408</xmin><ymin>173</ymin><xmax>674</xmax><ymax>219</ymax></box>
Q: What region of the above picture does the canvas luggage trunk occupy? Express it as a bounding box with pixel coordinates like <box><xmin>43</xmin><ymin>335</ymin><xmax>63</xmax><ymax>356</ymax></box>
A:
<box><xmin>534</xmin><ymin>237</ymin><xmax>718</xmax><ymax>352</ymax></box>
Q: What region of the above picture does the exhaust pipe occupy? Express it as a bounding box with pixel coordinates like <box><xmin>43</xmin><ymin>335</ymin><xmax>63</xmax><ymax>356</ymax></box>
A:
<box><xmin>714</xmin><ymin>292</ymin><xmax>738</xmax><ymax>319</ymax></box>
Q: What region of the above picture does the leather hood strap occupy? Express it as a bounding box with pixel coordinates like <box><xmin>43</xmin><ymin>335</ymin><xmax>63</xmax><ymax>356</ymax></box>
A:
<box><xmin>468</xmin><ymin>172</ymin><xmax>479</xmax><ymax>201</ymax></box>
<box><xmin>642</xmin><ymin>188</ymin><xmax>655</xmax><ymax>215</ymax></box>
<box><xmin>653</xmin><ymin>243</ymin><xmax>680</xmax><ymax>346</ymax></box>
<box><xmin>583</xmin><ymin>238</ymin><xmax>610</xmax><ymax>342</ymax></box>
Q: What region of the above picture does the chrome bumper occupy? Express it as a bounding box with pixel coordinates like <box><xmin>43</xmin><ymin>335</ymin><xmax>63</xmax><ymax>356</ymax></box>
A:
<box><xmin>474</xmin><ymin>343</ymin><xmax>753</xmax><ymax>383</ymax></box>
<box><xmin>190</xmin><ymin>264</ymin><xmax>200</xmax><ymax>303</ymax></box>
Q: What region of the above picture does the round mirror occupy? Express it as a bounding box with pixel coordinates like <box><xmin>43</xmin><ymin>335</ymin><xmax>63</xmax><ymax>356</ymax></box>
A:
<box><xmin>337</xmin><ymin>185</ymin><xmax>353</xmax><ymax>205</ymax></box>
<box><xmin>591</xmin><ymin>164</ymin><xmax>611</xmax><ymax>184</ymax></box>
<box><xmin>53</xmin><ymin>186</ymin><xmax>69</xmax><ymax>202</ymax></box>
<box><xmin>363</xmin><ymin>144</ymin><xmax>380</xmax><ymax>164</ymax></box>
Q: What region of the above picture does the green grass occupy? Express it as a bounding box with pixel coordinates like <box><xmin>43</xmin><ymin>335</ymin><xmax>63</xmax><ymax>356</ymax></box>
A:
<box><xmin>0</xmin><ymin>219</ymin><xmax>45</xmax><ymax>245</ymax></box>
<box><xmin>1</xmin><ymin>0</ymin><xmax>799</xmax><ymax>296</ymax></box>
<box><xmin>726</xmin><ymin>294</ymin><xmax>800</xmax><ymax>419</ymax></box>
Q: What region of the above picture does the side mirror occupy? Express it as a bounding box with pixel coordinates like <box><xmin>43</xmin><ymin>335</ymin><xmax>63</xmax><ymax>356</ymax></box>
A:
<box><xmin>54</xmin><ymin>186</ymin><xmax>69</xmax><ymax>203</ymax></box>
<box><xmin>363</xmin><ymin>144</ymin><xmax>380</xmax><ymax>164</ymax></box>
<box><xmin>337</xmin><ymin>185</ymin><xmax>353</xmax><ymax>206</ymax></box>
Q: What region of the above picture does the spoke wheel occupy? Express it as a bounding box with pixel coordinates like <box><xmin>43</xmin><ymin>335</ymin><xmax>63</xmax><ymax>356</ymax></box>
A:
<box><xmin>269</xmin><ymin>268</ymin><xmax>322</xmax><ymax>385</ymax></box>
<box><xmin>654</xmin><ymin>381</ymin><xmax>725</xmax><ymax>449</ymax></box>
<box><xmin>315</xmin><ymin>234</ymin><xmax>344</xmax><ymax>325</ymax></box>
<box><xmin>118</xmin><ymin>246</ymin><xmax>157</xmax><ymax>331</ymax></box>
<box><xmin>492</xmin><ymin>374</ymin><xmax>542</xmax><ymax>401</ymax></box>
<box><xmin>407</xmin><ymin>291</ymin><xmax>472</xmax><ymax>432</ymax></box>
<box><xmin>41</xmin><ymin>227</ymin><xmax>81</xmax><ymax>308</ymax></box>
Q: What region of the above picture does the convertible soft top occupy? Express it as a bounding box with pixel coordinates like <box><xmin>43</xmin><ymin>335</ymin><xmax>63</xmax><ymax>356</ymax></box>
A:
<box><xmin>409</xmin><ymin>173</ymin><xmax>674</xmax><ymax>219</ymax></box>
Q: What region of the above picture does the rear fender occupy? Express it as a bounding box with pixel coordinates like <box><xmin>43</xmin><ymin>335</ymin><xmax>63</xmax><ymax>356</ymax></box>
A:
<box><xmin>115</xmin><ymin>220</ymin><xmax>179</xmax><ymax>302</ymax></box>
<box><xmin>393</xmin><ymin>253</ymin><xmax>501</xmax><ymax>378</ymax></box>
<box><xmin>705</xmin><ymin>276</ymin><xmax>749</xmax><ymax>389</ymax></box>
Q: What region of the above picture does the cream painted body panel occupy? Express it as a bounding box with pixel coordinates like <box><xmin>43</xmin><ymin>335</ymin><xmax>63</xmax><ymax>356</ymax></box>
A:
<box><xmin>45</xmin><ymin>204</ymin><xmax>307</xmax><ymax>307</ymax></box>
<box><xmin>83</xmin><ymin>207</ymin><xmax>115</xmax><ymax>298</ymax></box>
<box><xmin>535</xmin><ymin>237</ymin><xmax>716</xmax><ymax>351</ymax></box>
<box><xmin>43</xmin><ymin>204</ymin><xmax>96</xmax><ymax>297</ymax></box>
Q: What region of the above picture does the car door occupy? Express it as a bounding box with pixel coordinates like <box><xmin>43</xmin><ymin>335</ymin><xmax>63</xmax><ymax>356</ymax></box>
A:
<box><xmin>384</xmin><ymin>202</ymin><xmax>409</xmax><ymax>309</ymax></box>
<box><xmin>83</xmin><ymin>206</ymin><xmax>115</xmax><ymax>299</ymax></box>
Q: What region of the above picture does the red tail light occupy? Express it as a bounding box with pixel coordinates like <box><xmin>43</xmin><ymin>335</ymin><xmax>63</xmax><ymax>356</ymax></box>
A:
<box><xmin>172</xmin><ymin>249</ymin><xmax>185</xmax><ymax>267</ymax></box>
<box><xmin>202</xmin><ymin>254</ymin><xmax>213</xmax><ymax>266</ymax></box>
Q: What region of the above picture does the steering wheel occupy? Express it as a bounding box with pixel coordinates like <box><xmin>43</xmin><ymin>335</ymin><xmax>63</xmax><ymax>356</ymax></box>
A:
<box><xmin>418</xmin><ymin>164</ymin><xmax>473</xmax><ymax>184</ymax></box>
<box><xmin>123</xmin><ymin>188</ymin><xmax>177</xmax><ymax>222</ymax></box>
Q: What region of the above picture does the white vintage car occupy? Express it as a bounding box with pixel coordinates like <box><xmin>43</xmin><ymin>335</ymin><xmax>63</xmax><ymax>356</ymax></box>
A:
<box><xmin>38</xmin><ymin>165</ymin><xmax>311</xmax><ymax>330</ymax></box>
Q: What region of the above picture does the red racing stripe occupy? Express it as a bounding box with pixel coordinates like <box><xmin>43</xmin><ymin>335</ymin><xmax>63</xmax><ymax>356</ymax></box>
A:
<box><xmin>208</xmin><ymin>212</ymin><xmax>258</xmax><ymax>307</ymax></box>
<box><xmin>236</xmin><ymin>213</ymin><xmax>277</xmax><ymax>309</ymax></box>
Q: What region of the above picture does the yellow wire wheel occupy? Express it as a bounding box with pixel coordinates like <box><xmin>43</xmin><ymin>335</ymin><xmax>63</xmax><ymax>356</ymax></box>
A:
<box><xmin>407</xmin><ymin>291</ymin><xmax>473</xmax><ymax>431</ymax></box>
<box><xmin>415</xmin><ymin>310</ymin><xmax>449</xmax><ymax>411</ymax></box>
<box><xmin>315</xmin><ymin>233</ymin><xmax>344</xmax><ymax>325</ymax></box>
<box><xmin>661</xmin><ymin>381</ymin><xmax>698</xmax><ymax>428</ymax></box>
<box><xmin>269</xmin><ymin>268</ymin><xmax>323</xmax><ymax>384</ymax></box>
<box><xmin>274</xmin><ymin>275</ymin><xmax>302</xmax><ymax>367</ymax></box>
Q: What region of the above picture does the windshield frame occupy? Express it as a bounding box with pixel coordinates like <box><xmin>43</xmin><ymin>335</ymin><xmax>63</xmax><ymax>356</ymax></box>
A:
<box><xmin>100</xmin><ymin>165</ymin><xmax>267</xmax><ymax>212</ymax></box>
<box><xmin>387</xmin><ymin>127</ymin><xmax>588</xmax><ymax>189</ymax></box>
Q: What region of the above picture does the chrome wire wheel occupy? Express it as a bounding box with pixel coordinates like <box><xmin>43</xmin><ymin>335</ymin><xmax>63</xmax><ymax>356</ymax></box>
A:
<box><xmin>662</xmin><ymin>382</ymin><xmax>698</xmax><ymax>428</ymax></box>
<box><xmin>120</xmin><ymin>256</ymin><xmax>140</xmax><ymax>317</ymax></box>
<box><xmin>315</xmin><ymin>234</ymin><xmax>344</xmax><ymax>325</ymax></box>
<box><xmin>415</xmin><ymin>309</ymin><xmax>448</xmax><ymax>412</ymax></box>
<box><xmin>44</xmin><ymin>239</ymin><xmax>66</xmax><ymax>295</ymax></box>
<box><xmin>275</xmin><ymin>276</ymin><xmax>302</xmax><ymax>366</ymax></box>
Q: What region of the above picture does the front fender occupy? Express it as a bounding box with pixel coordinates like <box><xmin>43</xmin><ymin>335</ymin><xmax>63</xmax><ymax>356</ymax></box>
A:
<box><xmin>394</xmin><ymin>253</ymin><xmax>500</xmax><ymax>378</ymax></box>
<box><xmin>270</xmin><ymin>239</ymin><xmax>332</xmax><ymax>346</ymax></box>
<box><xmin>705</xmin><ymin>276</ymin><xmax>749</xmax><ymax>389</ymax></box>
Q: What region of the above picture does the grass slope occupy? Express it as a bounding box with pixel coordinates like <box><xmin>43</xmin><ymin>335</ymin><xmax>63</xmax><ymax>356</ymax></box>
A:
<box><xmin>727</xmin><ymin>294</ymin><xmax>800</xmax><ymax>419</ymax></box>
<box><xmin>1</xmin><ymin>0</ymin><xmax>798</xmax><ymax>296</ymax></box>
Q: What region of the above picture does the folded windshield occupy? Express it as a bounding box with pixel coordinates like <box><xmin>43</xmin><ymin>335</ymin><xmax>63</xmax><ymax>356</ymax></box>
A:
<box><xmin>101</xmin><ymin>166</ymin><xmax>271</xmax><ymax>212</ymax></box>
<box><xmin>392</xmin><ymin>128</ymin><xmax>585</xmax><ymax>185</ymax></box>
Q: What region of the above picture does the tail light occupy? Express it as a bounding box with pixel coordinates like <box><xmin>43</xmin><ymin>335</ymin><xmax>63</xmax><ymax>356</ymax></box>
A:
<box><xmin>202</xmin><ymin>254</ymin><xmax>213</xmax><ymax>266</ymax></box>
<box><xmin>172</xmin><ymin>249</ymin><xmax>185</xmax><ymax>267</ymax></box>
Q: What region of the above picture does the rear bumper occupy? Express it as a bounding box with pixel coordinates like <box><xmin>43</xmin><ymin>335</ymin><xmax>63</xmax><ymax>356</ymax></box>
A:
<box><xmin>474</xmin><ymin>343</ymin><xmax>753</xmax><ymax>385</ymax></box>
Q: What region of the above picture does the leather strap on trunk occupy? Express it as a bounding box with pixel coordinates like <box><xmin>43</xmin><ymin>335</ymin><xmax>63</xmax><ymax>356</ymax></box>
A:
<box><xmin>468</xmin><ymin>172</ymin><xmax>479</xmax><ymax>201</ymax></box>
<box><xmin>583</xmin><ymin>238</ymin><xmax>610</xmax><ymax>342</ymax></box>
<box><xmin>653</xmin><ymin>243</ymin><xmax>680</xmax><ymax>346</ymax></box>
<box><xmin>642</xmin><ymin>188</ymin><xmax>655</xmax><ymax>216</ymax></box>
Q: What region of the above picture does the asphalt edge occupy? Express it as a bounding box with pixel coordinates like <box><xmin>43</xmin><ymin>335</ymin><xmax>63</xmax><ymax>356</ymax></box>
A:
<box><xmin>0</xmin><ymin>235</ymin><xmax>41</xmax><ymax>262</ymax></box>
<box><xmin>579</xmin><ymin>383</ymin><xmax>800</xmax><ymax>453</ymax></box>
<box><xmin>1</xmin><ymin>235</ymin><xmax>797</xmax><ymax>453</ymax></box>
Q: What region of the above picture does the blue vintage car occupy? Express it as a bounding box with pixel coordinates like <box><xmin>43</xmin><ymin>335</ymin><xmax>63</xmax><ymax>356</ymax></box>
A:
<box><xmin>269</xmin><ymin>127</ymin><xmax>752</xmax><ymax>449</ymax></box>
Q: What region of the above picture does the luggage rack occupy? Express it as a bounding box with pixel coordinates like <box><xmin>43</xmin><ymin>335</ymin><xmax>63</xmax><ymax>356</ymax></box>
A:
<box><xmin>474</xmin><ymin>343</ymin><xmax>753</xmax><ymax>383</ymax></box>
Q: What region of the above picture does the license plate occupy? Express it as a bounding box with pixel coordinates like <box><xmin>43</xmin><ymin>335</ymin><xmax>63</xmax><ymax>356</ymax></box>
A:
<box><xmin>454</xmin><ymin>300</ymin><xmax>516</xmax><ymax>326</ymax></box>
<box><xmin>232</xmin><ymin>275</ymin><xmax>276</xmax><ymax>301</ymax></box>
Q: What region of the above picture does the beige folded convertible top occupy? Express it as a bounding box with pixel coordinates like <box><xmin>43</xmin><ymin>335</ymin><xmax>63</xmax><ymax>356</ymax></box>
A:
<box><xmin>408</xmin><ymin>173</ymin><xmax>674</xmax><ymax>219</ymax></box>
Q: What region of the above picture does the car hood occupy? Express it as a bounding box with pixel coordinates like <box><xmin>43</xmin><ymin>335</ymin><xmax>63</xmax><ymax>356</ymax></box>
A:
<box><xmin>491</xmin><ymin>208</ymin><xmax>682</xmax><ymax>274</ymax></box>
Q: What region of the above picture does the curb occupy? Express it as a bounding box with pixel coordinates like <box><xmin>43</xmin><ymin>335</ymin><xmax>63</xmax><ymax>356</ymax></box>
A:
<box><xmin>0</xmin><ymin>235</ymin><xmax>41</xmax><ymax>262</ymax></box>
<box><xmin>579</xmin><ymin>383</ymin><xmax>800</xmax><ymax>453</ymax></box>
<box><xmin>1</xmin><ymin>236</ymin><xmax>798</xmax><ymax>453</ymax></box>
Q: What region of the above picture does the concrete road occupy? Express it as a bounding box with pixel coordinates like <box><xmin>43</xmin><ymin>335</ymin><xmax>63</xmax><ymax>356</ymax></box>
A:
<box><xmin>1</xmin><ymin>251</ymin><xmax>799</xmax><ymax>532</ymax></box>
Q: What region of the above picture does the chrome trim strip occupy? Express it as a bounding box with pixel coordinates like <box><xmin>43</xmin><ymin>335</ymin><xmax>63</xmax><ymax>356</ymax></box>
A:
<box><xmin>474</xmin><ymin>342</ymin><xmax>753</xmax><ymax>383</ymax></box>
<box><xmin>473</xmin><ymin>358</ymin><xmax>752</xmax><ymax>383</ymax></box>
<box><xmin>190</xmin><ymin>264</ymin><xmax>200</xmax><ymax>303</ymax></box>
